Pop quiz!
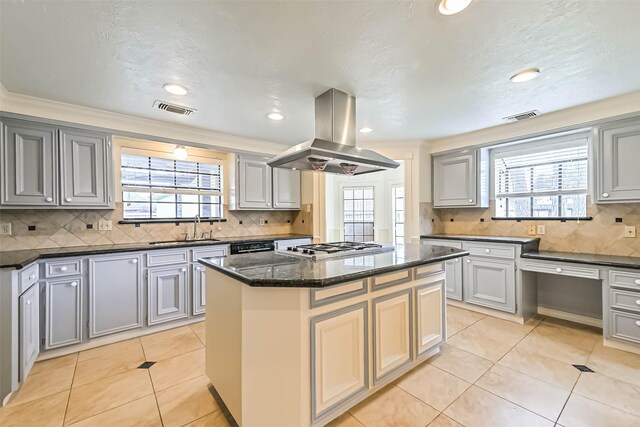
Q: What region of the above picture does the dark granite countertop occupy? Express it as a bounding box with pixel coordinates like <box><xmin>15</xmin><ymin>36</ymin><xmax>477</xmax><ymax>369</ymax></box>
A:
<box><xmin>0</xmin><ymin>234</ymin><xmax>312</xmax><ymax>270</ymax></box>
<box><xmin>521</xmin><ymin>251</ymin><xmax>640</xmax><ymax>270</ymax></box>
<box><xmin>199</xmin><ymin>243</ymin><xmax>469</xmax><ymax>288</ymax></box>
<box><xmin>421</xmin><ymin>234</ymin><xmax>540</xmax><ymax>245</ymax></box>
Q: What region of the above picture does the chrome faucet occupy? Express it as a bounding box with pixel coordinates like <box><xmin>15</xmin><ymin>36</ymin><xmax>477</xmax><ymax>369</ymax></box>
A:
<box><xmin>193</xmin><ymin>214</ymin><xmax>201</xmax><ymax>240</ymax></box>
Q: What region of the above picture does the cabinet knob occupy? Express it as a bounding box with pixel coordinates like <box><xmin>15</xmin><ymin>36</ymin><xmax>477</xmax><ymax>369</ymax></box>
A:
<box><xmin>469</xmin><ymin>199</ymin><xmax>473</xmax><ymax>203</ymax></box>
<box><xmin>198</xmin><ymin>266</ymin><xmax>203</xmax><ymax>271</ymax></box>
<box><xmin>181</xmin><ymin>268</ymin><xmax>186</xmax><ymax>272</ymax></box>
<box><xmin>131</xmin><ymin>259</ymin><xmax>138</xmax><ymax>264</ymax></box>
<box><xmin>455</xmin><ymin>258</ymin><xmax>459</xmax><ymax>262</ymax></box>
<box><xmin>602</xmin><ymin>193</ymin><xmax>609</xmax><ymax>198</ymax></box>
<box><xmin>26</xmin><ymin>300</ymin><xmax>31</xmax><ymax>306</ymax></box>
<box><xmin>555</xmin><ymin>268</ymin><xmax>562</xmax><ymax>273</ymax></box>
<box><xmin>60</xmin><ymin>266</ymin><xmax>68</xmax><ymax>272</ymax></box>
<box><xmin>466</xmin><ymin>259</ymin><xmax>471</xmax><ymax>263</ymax></box>
<box><xmin>635</xmin><ymin>300</ymin><xmax>640</xmax><ymax>306</ymax></box>
<box><xmin>30</xmin><ymin>274</ymin><xmax>35</xmax><ymax>280</ymax></box>
<box><xmin>636</xmin><ymin>320</ymin><xmax>640</xmax><ymax>327</ymax></box>
<box><xmin>275</xmin><ymin>203</ymin><xmax>278</xmax><ymax>206</ymax></box>
<box><xmin>71</xmin><ymin>282</ymin><xmax>78</xmax><ymax>287</ymax></box>
<box><xmin>45</xmin><ymin>197</ymin><xmax>53</xmax><ymax>202</ymax></box>
<box><xmin>485</xmin><ymin>249</ymin><xmax>490</xmax><ymax>253</ymax></box>
<box><xmin>65</xmin><ymin>197</ymin><xmax>72</xmax><ymax>202</ymax></box>
<box><xmin>635</xmin><ymin>279</ymin><xmax>640</xmax><ymax>285</ymax></box>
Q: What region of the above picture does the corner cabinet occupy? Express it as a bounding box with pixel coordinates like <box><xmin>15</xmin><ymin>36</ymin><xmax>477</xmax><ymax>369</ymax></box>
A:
<box><xmin>595</xmin><ymin>117</ymin><xmax>640</xmax><ymax>203</ymax></box>
<box><xmin>432</xmin><ymin>148</ymin><xmax>488</xmax><ymax>208</ymax></box>
<box><xmin>0</xmin><ymin>117</ymin><xmax>114</xmax><ymax>209</ymax></box>
<box><xmin>229</xmin><ymin>154</ymin><xmax>301</xmax><ymax>210</ymax></box>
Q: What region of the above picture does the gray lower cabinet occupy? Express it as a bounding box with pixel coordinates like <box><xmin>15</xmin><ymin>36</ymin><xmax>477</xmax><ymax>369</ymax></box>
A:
<box><xmin>45</xmin><ymin>278</ymin><xmax>83</xmax><ymax>349</ymax></box>
<box><xmin>445</xmin><ymin>257</ymin><xmax>463</xmax><ymax>301</ymax></box>
<box><xmin>148</xmin><ymin>265</ymin><xmax>188</xmax><ymax>325</ymax></box>
<box><xmin>273</xmin><ymin>167</ymin><xmax>301</xmax><ymax>209</ymax></box>
<box><xmin>89</xmin><ymin>254</ymin><xmax>143</xmax><ymax>338</ymax></box>
<box><xmin>19</xmin><ymin>284</ymin><xmax>40</xmax><ymax>381</ymax></box>
<box><xmin>1</xmin><ymin>119</ymin><xmax>58</xmax><ymax>206</ymax></box>
<box><xmin>463</xmin><ymin>257</ymin><xmax>516</xmax><ymax>313</ymax></box>
<box><xmin>192</xmin><ymin>264</ymin><xmax>206</xmax><ymax>316</ymax></box>
<box><xmin>238</xmin><ymin>156</ymin><xmax>272</xmax><ymax>209</ymax></box>
<box><xmin>60</xmin><ymin>128</ymin><xmax>112</xmax><ymax>207</ymax></box>
<box><xmin>596</xmin><ymin>117</ymin><xmax>640</xmax><ymax>203</ymax></box>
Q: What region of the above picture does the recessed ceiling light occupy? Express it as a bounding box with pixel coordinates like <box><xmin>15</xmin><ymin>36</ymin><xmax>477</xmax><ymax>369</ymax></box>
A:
<box><xmin>163</xmin><ymin>83</ymin><xmax>188</xmax><ymax>96</ymax></box>
<box><xmin>359</xmin><ymin>127</ymin><xmax>373</xmax><ymax>133</ymax></box>
<box><xmin>267</xmin><ymin>111</ymin><xmax>285</xmax><ymax>121</ymax></box>
<box><xmin>438</xmin><ymin>0</ymin><xmax>472</xmax><ymax>15</ymax></box>
<box><xmin>510</xmin><ymin>68</ymin><xmax>541</xmax><ymax>83</ymax></box>
<box><xmin>173</xmin><ymin>145</ymin><xmax>188</xmax><ymax>160</ymax></box>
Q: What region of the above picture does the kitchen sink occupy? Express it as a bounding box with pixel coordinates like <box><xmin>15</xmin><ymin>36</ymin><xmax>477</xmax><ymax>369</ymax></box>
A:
<box><xmin>148</xmin><ymin>239</ymin><xmax>220</xmax><ymax>245</ymax></box>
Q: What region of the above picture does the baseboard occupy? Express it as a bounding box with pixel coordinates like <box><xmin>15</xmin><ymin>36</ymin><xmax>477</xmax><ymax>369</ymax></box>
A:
<box><xmin>446</xmin><ymin>300</ymin><xmax>525</xmax><ymax>324</ymax></box>
<box><xmin>603</xmin><ymin>338</ymin><xmax>640</xmax><ymax>356</ymax></box>
<box><xmin>537</xmin><ymin>306</ymin><xmax>602</xmax><ymax>328</ymax></box>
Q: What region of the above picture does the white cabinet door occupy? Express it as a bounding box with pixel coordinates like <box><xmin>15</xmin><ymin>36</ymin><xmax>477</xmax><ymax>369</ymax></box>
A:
<box><xmin>433</xmin><ymin>152</ymin><xmax>477</xmax><ymax>207</ymax></box>
<box><xmin>372</xmin><ymin>290</ymin><xmax>412</xmax><ymax>383</ymax></box>
<box><xmin>272</xmin><ymin>167</ymin><xmax>300</xmax><ymax>209</ymax></box>
<box><xmin>311</xmin><ymin>303</ymin><xmax>368</xmax><ymax>423</ymax></box>
<box><xmin>445</xmin><ymin>257</ymin><xmax>463</xmax><ymax>301</ymax></box>
<box><xmin>463</xmin><ymin>257</ymin><xmax>516</xmax><ymax>313</ymax></box>
<box><xmin>597</xmin><ymin>118</ymin><xmax>640</xmax><ymax>203</ymax></box>
<box><xmin>238</xmin><ymin>156</ymin><xmax>272</xmax><ymax>209</ymax></box>
<box><xmin>148</xmin><ymin>265</ymin><xmax>188</xmax><ymax>325</ymax></box>
<box><xmin>19</xmin><ymin>284</ymin><xmax>40</xmax><ymax>381</ymax></box>
<box><xmin>192</xmin><ymin>264</ymin><xmax>206</xmax><ymax>315</ymax></box>
<box><xmin>45</xmin><ymin>278</ymin><xmax>83</xmax><ymax>349</ymax></box>
<box><xmin>416</xmin><ymin>280</ymin><xmax>445</xmax><ymax>355</ymax></box>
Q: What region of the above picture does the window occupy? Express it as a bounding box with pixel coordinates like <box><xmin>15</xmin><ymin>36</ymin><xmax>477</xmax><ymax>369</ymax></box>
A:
<box><xmin>392</xmin><ymin>185</ymin><xmax>405</xmax><ymax>244</ymax></box>
<box><xmin>493</xmin><ymin>135</ymin><xmax>588</xmax><ymax>218</ymax></box>
<box><xmin>121</xmin><ymin>153</ymin><xmax>223</xmax><ymax>220</ymax></box>
<box><xmin>343</xmin><ymin>187</ymin><xmax>374</xmax><ymax>242</ymax></box>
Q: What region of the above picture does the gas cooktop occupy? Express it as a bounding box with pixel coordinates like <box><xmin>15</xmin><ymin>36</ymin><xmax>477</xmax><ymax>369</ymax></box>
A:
<box><xmin>276</xmin><ymin>241</ymin><xmax>394</xmax><ymax>260</ymax></box>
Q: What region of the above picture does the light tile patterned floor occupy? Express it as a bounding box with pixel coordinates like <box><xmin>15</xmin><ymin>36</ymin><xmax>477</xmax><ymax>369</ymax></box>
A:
<box><xmin>1</xmin><ymin>307</ymin><xmax>640</xmax><ymax>427</ymax></box>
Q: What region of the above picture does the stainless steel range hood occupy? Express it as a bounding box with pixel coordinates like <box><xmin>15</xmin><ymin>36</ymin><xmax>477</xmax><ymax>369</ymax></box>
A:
<box><xmin>267</xmin><ymin>89</ymin><xmax>399</xmax><ymax>175</ymax></box>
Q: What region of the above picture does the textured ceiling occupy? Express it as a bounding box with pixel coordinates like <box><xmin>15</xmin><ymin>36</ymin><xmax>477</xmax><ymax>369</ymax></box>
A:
<box><xmin>1</xmin><ymin>0</ymin><xmax>640</xmax><ymax>146</ymax></box>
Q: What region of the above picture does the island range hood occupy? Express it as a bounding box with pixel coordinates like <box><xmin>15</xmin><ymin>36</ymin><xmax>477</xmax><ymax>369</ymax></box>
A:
<box><xmin>267</xmin><ymin>88</ymin><xmax>399</xmax><ymax>175</ymax></box>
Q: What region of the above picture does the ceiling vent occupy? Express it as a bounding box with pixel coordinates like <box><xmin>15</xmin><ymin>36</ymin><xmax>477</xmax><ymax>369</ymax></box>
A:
<box><xmin>153</xmin><ymin>100</ymin><xmax>196</xmax><ymax>116</ymax></box>
<box><xmin>503</xmin><ymin>110</ymin><xmax>541</xmax><ymax>122</ymax></box>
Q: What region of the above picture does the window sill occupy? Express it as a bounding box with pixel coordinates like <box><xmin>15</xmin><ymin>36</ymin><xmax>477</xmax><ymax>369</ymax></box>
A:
<box><xmin>491</xmin><ymin>216</ymin><xmax>592</xmax><ymax>222</ymax></box>
<box><xmin>119</xmin><ymin>218</ymin><xmax>227</xmax><ymax>225</ymax></box>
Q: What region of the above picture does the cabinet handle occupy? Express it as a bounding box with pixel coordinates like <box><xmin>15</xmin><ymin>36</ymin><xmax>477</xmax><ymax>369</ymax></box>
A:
<box><xmin>635</xmin><ymin>279</ymin><xmax>640</xmax><ymax>285</ymax></box>
<box><xmin>555</xmin><ymin>268</ymin><xmax>562</xmax><ymax>273</ymax></box>
<box><xmin>71</xmin><ymin>282</ymin><xmax>78</xmax><ymax>287</ymax></box>
<box><xmin>60</xmin><ymin>266</ymin><xmax>68</xmax><ymax>272</ymax></box>
<box><xmin>602</xmin><ymin>193</ymin><xmax>609</xmax><ymax>198</ymax></box>
<box><xmin>131</xmin><ymin>259</ymin><xmax>138</xmax><ymax>264</ymax></box>
<box><xmin>45</xmin><ymin>197</ymin><xmax>53</xmax><ymax>202</ymax></box>
<box><xmin>181</xmin><ymin>268</ymin><xmax>186</xmax><ymax>272</ymax></box>
<box><xmin>65</xmin><ymin>197</ymin><xmax>72</xmax><ymax>202</ymax></box>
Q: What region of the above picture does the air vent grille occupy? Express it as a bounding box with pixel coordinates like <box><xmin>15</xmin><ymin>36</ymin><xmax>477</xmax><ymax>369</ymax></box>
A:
<box><xmin>503</xmin><ymin>110</ymin><xmax>541</xmax><ymax>122</ymax></box>
<box><xmin>153</xmin><ymin>100</ymin><xmax>196</xmax><ymax>116</ymax></box>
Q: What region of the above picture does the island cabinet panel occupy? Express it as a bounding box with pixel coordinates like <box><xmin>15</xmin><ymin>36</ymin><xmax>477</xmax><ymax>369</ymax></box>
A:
<box><xmin>89</xmin><ymin>254</ymin><xmax>143</xmax><ymax>338</ymax></box>
<box><xmin>45</xmin><ymin>277</ymin><xmax>83</xmax><ymax>349</ymax></box>
<box><xmin>416</xmin><ymin>280</ymin><xmax>445</xmax><ymax>356</ymax></box>
<box><xmin>311</xmin><ymin>303</ymin><xmax>369</xmax><ymax>422</ymax></box>
<box><xmin>372</xmin><ymin>290</ymin><xmax>412</xmax><ymax>383</ymax></box>
<box><xmin>148</xmin><ymin>266</ymin><xmax>188</xmax><ymax>325</ymax></box>
<box><xmin>463</xmin><ymin>257</ymin><xmax>516</xmax><ymax>313</ymax></box>
<box><xmin>19</xmin><ymin>284</ymin><xmax>40</xmax><ymax>381</ymax></box>
<box><xmin>192</xmin><ymin>264</ymin><xmax>206</xmax><ymax>315</ymax></box>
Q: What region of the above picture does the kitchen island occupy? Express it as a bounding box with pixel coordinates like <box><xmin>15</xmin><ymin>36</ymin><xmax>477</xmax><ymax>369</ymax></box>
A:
<box><xmin>199</xmin><ymin>243</ymin><xmax>467</xmax><ymax>427</ymax></box>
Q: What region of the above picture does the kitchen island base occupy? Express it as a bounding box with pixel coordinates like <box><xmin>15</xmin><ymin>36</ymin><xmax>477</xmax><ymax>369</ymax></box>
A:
<box><xmin>204</xmin><ymin>263</ymin><xmax>447</xmax><ymax>427</ymax></box>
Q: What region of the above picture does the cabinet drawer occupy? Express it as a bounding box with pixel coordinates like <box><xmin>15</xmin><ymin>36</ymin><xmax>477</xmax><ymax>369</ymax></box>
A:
<box><xmin>422</xmin><ymin>239</ymin><xmax>463</xmax><ymax>249</ymax></box>
<box><xmin>310</xmin><ymin>280</ymin><xmax>367</xmax><ymax>308</ymax></box>
<box><xmin>462</xmin><ymin>242</ymin><xmax>515</xmax><ymax>259</ymax></box>
<box><xmin>44</xmin><ymin>259</ymin><xmax>83</xmax><ymax>278</ymax></box>
<box><xmin>609</xmin><ymin>270</ymin><xmax>640</xmax><ymax>290</ymax></box>
<box><xmin>521</xmin><ymin>259</ymin><xmax>600</xmax><ymax>280</ymax></box>
<box><xmin>610</xmin><ymin>289</ymin><xmax>640</xmax><ymax>314</ymax></box>
<box><xmin>371</xmin><ymin>269</ymin><xmax>412</xmax><ymax>290</ymax></box>
<box><xmin>146</xmin><ymin>249</ymin><xmax>189</xmax><ymax>267</ymax></box>
<box><xmin>610</xmin><ymin>310</ymin><xmax>640</xmax><ymax>345</ymax></box>
<box><xmin>192</xmin><ymin>246</ymin><xmax>229</xmax><ymax>262</ymax></box>
<box><xmin>18</xmin><ymin>263</ymin><xmax>39</xmax><ymax>294</ymax></box>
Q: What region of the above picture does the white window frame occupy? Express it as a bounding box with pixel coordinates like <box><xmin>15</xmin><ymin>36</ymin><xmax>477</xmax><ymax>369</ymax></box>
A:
<box><xmin>391</xmin><ymin>184</ymin><xmax>405</xmax><ymax>244</ymax></box>
<box><xmin>342</xmin><ymin>186</ymin><xmax>375</xmax><ymax>242</ymax></box>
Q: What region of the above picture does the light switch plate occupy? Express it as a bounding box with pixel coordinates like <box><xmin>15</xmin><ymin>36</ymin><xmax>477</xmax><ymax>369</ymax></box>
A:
<box><xmin>624</xmin><ymin>226</ymin><xmax>636</xmax><ymax>238</ymax></box>
<box><xmin>537</xmin><ymin>225</ymin><xmax>546</xmax><ymax>235</ymax></box>
<box><xmin>527</xmin><ymin>225</ymin><xmax>536</xmax><ymax>236</ymax></box>
<box><xmin>98</xmin><ymin>220</ymin><xmax>113</xmax><ymax>231</ymax></box>
<box><xmin>0</xmin><ymin>223</ymin><xmax>11</xmax><ymax>235</ymax></box>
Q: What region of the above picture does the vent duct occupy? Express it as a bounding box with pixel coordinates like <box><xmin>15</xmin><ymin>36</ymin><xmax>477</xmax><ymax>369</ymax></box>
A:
<box><xmin>153</xmin><ymin>100</ymin><xmax>197</xmax><ymax>116</ymax></box>
<box><xmin>503</xmin><ymin>110</ymin><xmax>541</xmax><ymax>122</ymax></box>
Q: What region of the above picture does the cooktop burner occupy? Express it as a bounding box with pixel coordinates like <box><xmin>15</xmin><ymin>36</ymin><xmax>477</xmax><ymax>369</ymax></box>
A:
<box><xmin>276</xmin><ymin>241</ymin><xmax>393</xmax><ymax>260</ymax></box>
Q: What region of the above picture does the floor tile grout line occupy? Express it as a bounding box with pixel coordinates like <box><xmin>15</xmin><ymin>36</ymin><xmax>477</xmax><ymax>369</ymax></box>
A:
<box><xmin>63</xmin><ymin>394</ymin><xmax>156</xmax><ymax>427</ymax></box>
<box><xmin>139</xmin><ymin>336</ymin><xmax>166</xmax><ymax>427</ymax></box>
<box><xmin>61</xmin><ymin>358</ymin><xmax>79</xmax><ymax>427</ymax></box>
<box><xmin>554</xmin><ymin>372</ymin><xmax>581</xmax><ymax>425</ymax></box>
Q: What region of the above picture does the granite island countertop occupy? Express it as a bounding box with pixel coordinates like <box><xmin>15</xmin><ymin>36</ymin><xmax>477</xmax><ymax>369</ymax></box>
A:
<box><xmin>0</xmin><ymin>234</ymin><xmax>312</xmax><ymax>269</ymax></box>
<box><xmin>199</xmin><ymin>243</ymin><xmax>468</xmax><ymax>288</ymax></box>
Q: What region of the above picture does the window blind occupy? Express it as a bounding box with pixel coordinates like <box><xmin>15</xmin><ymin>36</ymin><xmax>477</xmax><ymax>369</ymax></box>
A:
<box><xmin>493</xmin><ymin>136</ymin><xmax>588</xmax><ymax>218</ymax></box>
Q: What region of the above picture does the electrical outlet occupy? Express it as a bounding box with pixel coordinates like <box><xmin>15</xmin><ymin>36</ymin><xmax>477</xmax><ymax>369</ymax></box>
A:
<box><xmin>624</xmin><ymin>226</ymin><xmax>636</xmax><ymax>238</ymax></box>
<box><xmin>0</xmin><ymin>223</ymin><xmax>11</xmax><ymax>235</ymax></box>
<box><xmin>259</xmin><ymin>218</ymin><xmax>266</xmax><ymax>226</ymax></box>
<box><xmin>98</xmin><ymin>220</ymin><xmax>113</xmax><ymax>231</ymax></box>
<box><xmin>527</xmin><ymin>225</ymin><xmax>536</xmax><ymax>236</ymax></box>
<box><xmin>537</xmin><ymin>225</ymin><xmax>546</xmax><ymax>235</ymax></box>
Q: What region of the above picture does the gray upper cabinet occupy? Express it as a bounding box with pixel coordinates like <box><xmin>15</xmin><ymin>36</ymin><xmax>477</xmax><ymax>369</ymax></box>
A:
<box><xmin>238</xmin><ymin>156</ymin><xmax>272</xmax><ymax>209</ymax></box>
<box><xmin>463</xmin><ymin>257</ymin><xmax>516</xmax><ymax>313</ymax></box>
<box><xmin>89</xmin><ymin>254</ymin><xmax>143</xmax><ymax>338</ymax></box>
<box><xmin>596</xmin><ymin>117</ymin><xmax>640</xmax><ymax>203</ymax></box>
<box><xmin>432</xmin><ymin>149</ymin><xmax>489</xmax><ymax>208</ymax></box>
<box><xmin>19</xmin><ymin>284</ymin><xmax>40</xmax><ymax>381</ymax></box>
<box><xmin>272</xmin><ymin>167</ymin><xmax>301</xmax><ymax>209</ymax></box>
<box><xmin>1</xmin><ymin>119</ymin><xmax>58</xmax><ymax>206</ymax></box>
<box><xmin>45</xmin><ymin>277</ymin><xmax>83</xmax><ymax>349</ymax></box>
<box><xmin>60</xmin><ymin>129</ymin><xmax>112</xmax><ymax>207</ymax></box>
<box><xmin>148</xmin><ymin>265</ymin><xmax>188</xmax><ymax>325</ymax></box>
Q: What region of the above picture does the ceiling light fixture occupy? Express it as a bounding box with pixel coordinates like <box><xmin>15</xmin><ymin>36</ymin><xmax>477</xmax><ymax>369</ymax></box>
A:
<box><xmin>510</xmin><ymin>68</ymin><xmax>541</xmax><ymax>83</ymax></box>
<box><xmin>438</xmin><ymin>0</ymin><xmax>472</xmax><ymax>15</ymax></box>
<box><xmin>359</xmin><ymin>127</ymin><xmax>373</xmax><ymax>134</ymax></box>
<box><xmin>173</xmin><ymin>145</ymin><xmax>188</xmax><ymax>160</ymax></box>
<box><xmin>267</xmin><ymin>111</ymin><xmax>285</xmax><ymax>121</ymax></box>
<box><xmin>163</xmin><ymin>83</ymin><xmax>189</xmax><ymax>95</ymax></box>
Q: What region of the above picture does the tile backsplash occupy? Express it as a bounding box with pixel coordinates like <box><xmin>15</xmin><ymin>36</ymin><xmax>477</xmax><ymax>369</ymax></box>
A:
<box><xmin>421</xmin><ymin>199</ymin><xmax>640</xmax><ymax>257</ymax></box>
<box><xmin>0</xmin><ymin>204</ymin><xmax>302</xmax><ymax>251</ymax></box>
